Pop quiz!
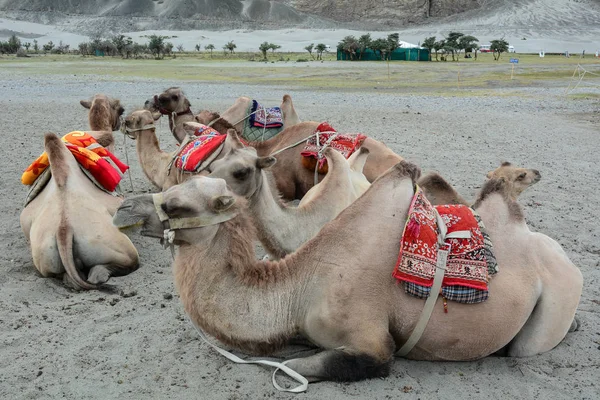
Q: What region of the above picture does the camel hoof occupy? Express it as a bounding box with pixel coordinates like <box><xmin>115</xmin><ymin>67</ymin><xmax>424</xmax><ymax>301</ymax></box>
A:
<box><xmin>88</xmin><ymin>266</ymin><xmax>111</xmax><ymax>285</ymax></box>
<box><xmin>569</xmin><ymin>316</ymin><xmax>580</xmax><ymax>332</ymax></box>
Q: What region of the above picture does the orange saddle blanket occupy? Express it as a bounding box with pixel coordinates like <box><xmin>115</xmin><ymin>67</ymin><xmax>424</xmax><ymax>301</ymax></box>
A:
<box><xmin>22</xmin><ymin>131</ymin><xmax>128</xmax><ymax>192</ymax></box>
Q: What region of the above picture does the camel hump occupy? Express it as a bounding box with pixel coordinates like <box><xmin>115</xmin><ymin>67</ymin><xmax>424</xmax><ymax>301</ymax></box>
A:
<box><xmin>347</xmin><ymin>147</ymin><xmax>370</xmax><ymax>173</ymax></box>
<box><xmin>45</xmin><ymin>133</ymin><xmax>75</xmax><ymax>189</ymax></box>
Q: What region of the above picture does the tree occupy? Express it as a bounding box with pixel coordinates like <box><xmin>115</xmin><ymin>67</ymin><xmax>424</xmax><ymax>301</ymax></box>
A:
<box><xmin>458</xmin><ymin>35</ymin><xmax>478</xmax><ymax>59</ymax></box>
<box><xmin>42</xmin><ymin>41</ymin><xmax>55</xmax><ymax>53</ymax></box>
<box><xmin>33</xmin><ymin>39</ymin><xmax>39</xmax><ymax>53</ymax></box>
<box><xmin>370</xmin><ymin>38</ymin><xmax>388</xmax><ymax>60</ymax></box>
<box><xmin>337</xmin><ymin>35</ymin><xmax>358</xmax><ymax>60</ymax></box>
<box><xmin>259</xmin><ymin>41</ymin><xmax>270</xmax><ymax>60</ymax></box>
<box><xmin>164</xmin><ymin>42</ymin><xmax>174</xmax><ymax>57</ymax></box>
<box><xmin>304</xmin><ymin>43</ymin><xmax>314</xmax><ymax>60</ymax></box>
<box><xmin>358</xmin><ymin>33</ymin><xmax>371</xmax><ymax>60</ymax></box>
<box><xmin>268</xmin><ymin>43</ymin><xmax>281</xmax><ymax>53</ymax></box>
<box><xmin>176</xmin><ymin>44</ymin><xmax>184</xmax><ymax>53</ymax></box>
<box><xmin>204</xmin><ymin>43</ymin><xmax>215</xmax><ymax>56</ymax></box>
<box><xmin>148</xmin><ymin>35</ymin><xmax>165</xmax><ymax>59</ymax></box>
<box><xmin>387</xmin><ymin>33</ymin><xmax>400</xmax><ymax>54</ymax></box>
<box><xmin>111</xmin><ymin>35</ymin><xmax>132</xmax><ymax>58</ymax></box>
<box><xmin>224</xmin><ymin>40</ymin><xmax>236</xmax><ymax>54</ymax></box>
<box><xmin>422</xmin><ymin>36</ymin><xmax>436</xmax><ymax>61</ymax></box>
<box><xmin>8</xmin><ymin>34</ymin><xmax>21</xmax><ymax>53</ymax></box>
<box><xmin>23</xmin><ymin>42</ymin><xmax>31</xmax><ymax>52</ymax></box>
<box><xmin>315</xmin><ymin>43</ymin><xmax>326</xmax><ymax>60</ymax></box>
<box><xmin>433</xmin><ymin>40</ymin><xmax>445</xmax><ymax>61</ymax></box>
<box><xmin>444</xmin><ymin>32</ymin><xmax>464</xmax><ymax>61</ymax></box>
<box><xmin>195</xmin><ymin>44</ymin><xmax>201</xmax><ymax>51</ymax></box>
<box><xmin>490</xmin><ymin>39</ymin><xmax>509</xmax><ymax>61</ymax></box>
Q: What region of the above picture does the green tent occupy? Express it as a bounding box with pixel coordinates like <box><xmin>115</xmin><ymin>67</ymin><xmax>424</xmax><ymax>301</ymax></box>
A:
<box><xmin>337</xmin><ymin>47</ymin><xmax>429</xmax><ymax>61</ymax></box>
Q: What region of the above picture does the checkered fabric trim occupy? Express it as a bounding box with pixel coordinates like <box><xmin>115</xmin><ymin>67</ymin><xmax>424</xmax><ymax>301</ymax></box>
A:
<box><xmin>405</xmin><ymin>282</ymin><xmax>489</xmax><ymax>304</ymax></box>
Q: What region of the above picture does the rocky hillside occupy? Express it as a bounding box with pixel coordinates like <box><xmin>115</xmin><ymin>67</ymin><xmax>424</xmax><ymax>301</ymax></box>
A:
<box><xmin>0</xmin><ymin>0</ymin><xmax>482</xmax><ymax>33</ymax></box>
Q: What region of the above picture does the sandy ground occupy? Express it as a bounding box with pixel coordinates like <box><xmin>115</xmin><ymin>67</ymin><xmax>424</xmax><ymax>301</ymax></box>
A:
<box><xmin>0</xmin><ymin>68</ymin><xmax>599</xmax><ymax>399</ymax></box>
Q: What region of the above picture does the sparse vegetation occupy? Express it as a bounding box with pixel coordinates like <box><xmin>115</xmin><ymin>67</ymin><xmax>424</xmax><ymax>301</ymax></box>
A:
<box><xmin>491</xmin><ymin>39</ymin><xmax>509</xmax><ymax>61</ymax></box>
<box><xmin>304</xmin><ymin>43</ymin><xmax>314</xmax><ymax>60</ymax></box>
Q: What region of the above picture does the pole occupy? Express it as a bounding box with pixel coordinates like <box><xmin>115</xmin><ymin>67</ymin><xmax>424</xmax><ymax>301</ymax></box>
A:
<box><xmin>511</xmin><ymin>63</ymin><xmax>514</xmax><ymax>80</ymax></box>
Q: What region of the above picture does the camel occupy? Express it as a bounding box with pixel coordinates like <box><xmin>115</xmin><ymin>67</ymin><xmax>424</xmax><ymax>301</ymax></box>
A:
<box><xmin>123</xmin><ymin>109</ymin><xmax>244</xmax><ymax>190</ymax></box>
<box><xmin>144</xmin><ymin>87</ymin><xmax>299</xmax><ymax>143</ymax></box>
<box><xmin>419</xmin><ymin>162</ymin><xmax>542</xmax><ymax>206</ymax></box>
<box><xmin>185</xmin><ymin>120</ymin><xmax>402</xmax><ymax>200</ymax></box>
<box><xmin>207</xmin><ymin>130</ymin><xmax>372</xmax><ymax>258</ymax></box>
<box><xmin>80</xmin><ymin>94</ymin><xmax>125</xmax><ymax>133</ymax></box>
<box><xmin>486</xmin><ymin>161</ymin><xmax>541</xmax><ymax>200</ymax></box>
<box><xmin>112</xmin><ymin>163</ymin><xmax>581</xmax><ymax>383</ymax></box>
<box><xmin>20</xmin><ymin>133</ymin><xmax>139</xmax><ymax>289</ymax></box>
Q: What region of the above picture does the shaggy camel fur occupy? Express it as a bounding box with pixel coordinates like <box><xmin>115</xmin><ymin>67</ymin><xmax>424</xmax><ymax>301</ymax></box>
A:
<box><xmin>419</xmin><ymin>162</ymin><xmax>542</xmax><ymax>206</ymax></box>
<box><xmin>186</xmin><ymin>120</ymin><xmax>402</xmax><ymax>200</ymax></box>
<box><xmin>123</xmin><ymin>110</ymin><xmax>241</xmax><ymax>190</ymax></box>
<box><xmin>112</xmin><ymin>165</ymin><xmax>581</xmax><ymax>383</ymax></box>
<box><xmin>144</xmin><ymin>87</ymin><xmax>300</xmax><ymax>143</ymax></box>
<box><xmin>208</xmin><ymin>131</ymin><xmax>372</xmax><ymax>258</ymax></box>
<box><xmin>80</xmin><ymin>94</ymin><xmax>125</xmax><ymax>133</ymax></box>
<box><xmin>20</xmin><ymin>133</ymin><xmax>139</xmax><ymax>289</ymax></box>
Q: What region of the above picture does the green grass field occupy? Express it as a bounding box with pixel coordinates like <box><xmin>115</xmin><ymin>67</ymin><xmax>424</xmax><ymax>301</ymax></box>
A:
<box><xmin>1</xmin><ymin>51</ymin><xmax>599</xmax><ymax>94</ymax></box>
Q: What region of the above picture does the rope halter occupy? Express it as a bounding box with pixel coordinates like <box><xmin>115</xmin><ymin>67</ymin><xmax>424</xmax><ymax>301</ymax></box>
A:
<box><xmin>121</xmin><ymin>121</ymin><xmax>156</xmax><ymax>139</ymax></box>
<box><xmin>152</xmin><ymin>192</ymin><xmax>238</xmax><ymax>258</ymax></box>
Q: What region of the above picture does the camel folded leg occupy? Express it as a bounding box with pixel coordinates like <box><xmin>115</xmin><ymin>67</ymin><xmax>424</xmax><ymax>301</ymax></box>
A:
<box><xmin>284</xmin><ymin>332</ymin><xmax>395</xmax><ymax>382</ymax></box>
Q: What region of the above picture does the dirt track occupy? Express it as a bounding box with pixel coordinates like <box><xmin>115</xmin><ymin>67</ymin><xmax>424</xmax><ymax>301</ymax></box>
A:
<box><xmin>1</xmin><ymin>70</ymin><xmax>599</xmax><ymax>399</ymax></box>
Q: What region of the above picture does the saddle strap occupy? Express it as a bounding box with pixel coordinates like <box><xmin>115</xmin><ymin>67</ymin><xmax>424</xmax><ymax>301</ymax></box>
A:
<box><xmin>396</xmin><ymin>248</ymin><xmax>448</xmax><ymax>357</ymax></box>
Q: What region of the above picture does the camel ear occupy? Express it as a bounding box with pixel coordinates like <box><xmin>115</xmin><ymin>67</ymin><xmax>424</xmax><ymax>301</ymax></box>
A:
<box><xmin>501</xmin><ymin>161</ymin><xmax>512</xmax><ymax>167</ymax></box>
<box><xmin>256</xmin><ymin>156</ymin><xmax>276</xmax><ymax>170</ymax></box>
<box><xmin>486</xmin><ymin>171</ymin><xmax>492</xmax><ymax>179</ymax></box>
<box><xmin>152</xmin><ymin>112</ymin><xmax>162</xmax><ymax>121</ymax></box>
<box><xmin>225</xmin><ymin>129</ymin><xmax>244</xmax><ymax>149</ymax></box>
<box><xmin>211</xmin><ymin>195</ymin><xmax>235</xmax><ymax>212</ymax></box>
<box><xmin>80</xmin><ymin>100</ymin><xmax>91</xmax><ymax>109</ymax></box>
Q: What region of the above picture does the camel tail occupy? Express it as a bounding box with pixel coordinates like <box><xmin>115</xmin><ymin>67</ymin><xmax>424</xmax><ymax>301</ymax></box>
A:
<box><xmin>347</xmin><ymin>147</ymin><xmax>370</xmax><ymax>174</ymax></box>
<box><xmin>56</xmin><ymin>220</ymin><xmax>99</xmax><ymax>290</ymax></box>
<box><xmin>44</xmin><ymin>132</ymin><xmax>77</xmax><ymax>189</ymax></box>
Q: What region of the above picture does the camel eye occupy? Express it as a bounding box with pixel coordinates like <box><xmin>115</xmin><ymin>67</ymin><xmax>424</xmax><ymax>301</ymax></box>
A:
<box><xmin>233</xmin><ymin>168</ymin><xmax>251</xmax><ymax>181</ymax></box>
<box><xmin>517</xmin><ymin>172</ymin><xmax>527</xmax><ymax>180</ymax></box>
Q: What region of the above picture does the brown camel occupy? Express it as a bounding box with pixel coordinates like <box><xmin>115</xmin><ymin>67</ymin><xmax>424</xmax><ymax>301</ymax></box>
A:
<box><xmin>21</xmin><ymin>133</ymin><xmax>139</xmax><ymax>289</ymax></box>
<box><xmin>185</xmin><ymin>120</ymin><xmax>402</xmax><ymax>200</ymax></box>
<box><xmin>80</xmin><ymin>94</ymin><xmax>125</xmax><ymax>133</ymax></box>
<box><xmin>420</xmin><ymin>162</ymin><xmax>542</xmax><ymax>206</ymax></box>
<box><xmin>112</xmin><ymin>164</ymin><xmax>581</xmax><ymax>383</ymax></box>
<box><xmin>208</xmin><ymin>130</ymin><xmax>372</xmax><ymax>258</ymax></box>
<box><xmin>144</xmin><ymin>88</ymin><xmax>299</xmax><ymax>143</ymax></box>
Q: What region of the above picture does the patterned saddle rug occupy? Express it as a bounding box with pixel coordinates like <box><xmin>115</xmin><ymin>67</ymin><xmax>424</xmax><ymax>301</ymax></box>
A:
<box><xmin>242</xmin><ymin>100</ymin><xmax>284</xmax><ymax>142</ymax></box>
<box><xmin>392</xmin><ymin>187</ymin><xmax>498</xmax><ymax>304</ymax></box>
<box><xmin>174</xmin><ymin>125</ymin><xmax>226</xmax><ymax>173</ymax></box>
<box><xmin>300</xmin><ymin>122</ymin><xmax>367</xmax><ymax>174</ymax></box>
<box><xmin>22</xmin><ymin>131</ymin><xmax>129</xmax><ymax>205</ymax></box>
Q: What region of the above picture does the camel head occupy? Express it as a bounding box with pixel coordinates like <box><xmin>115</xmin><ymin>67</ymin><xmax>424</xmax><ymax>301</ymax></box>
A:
<box><xmin>113</xmin><ymin>176</ymin><xmax>239</xmax><ymax>245</ymax></box>
<box><xmin>80</xmin><ymin>94</ymin><xmax>125</xmax><ymax>131</ymax></box>
<box><xmin>486</xmin><ymin>162</ymin><xmax>541</xmax><ymax>199</ymax></box>
<box><xmin>123</xmin><ymin>109</ymin><xmax>161</xmax><ymax>139</ymax></box>
<box><xmin>208</xmin><ymin>130</ymin><xmax>276</xmax><ymax>198</ymax></box>
<box><xmin>145</xmin><ymin>87</ymin><xmax>191</xmax><ymax>115</ymax></box>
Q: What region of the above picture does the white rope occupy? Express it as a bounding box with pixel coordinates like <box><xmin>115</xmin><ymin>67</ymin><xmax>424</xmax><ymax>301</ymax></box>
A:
<box><xmin>187</xmin><ymin>316</ymin><xmax>309</xmax><ymax>392</ymax></box>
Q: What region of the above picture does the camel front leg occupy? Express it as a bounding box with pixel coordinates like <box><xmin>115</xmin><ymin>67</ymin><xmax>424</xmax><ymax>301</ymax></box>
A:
<box><xmin>87</xmin><ymin>261</ymin><xmax>140</xmax><ymax>285</ymax></box>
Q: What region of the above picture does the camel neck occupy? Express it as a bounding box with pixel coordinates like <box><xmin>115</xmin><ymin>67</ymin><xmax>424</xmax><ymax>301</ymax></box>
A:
<box><xmin>174</xmin><ymin>215</ymin><xmax>309</xmax><ymax>355</ymax></box>
<box><xmin>135</xmin><ymin>129</ymin><xmax>170</xmax><ymax>189</ymax></box>
<box><xmin>248</xmin><ymin>171</ymin><xmax>308</xmax><ymax>258</ymax></box>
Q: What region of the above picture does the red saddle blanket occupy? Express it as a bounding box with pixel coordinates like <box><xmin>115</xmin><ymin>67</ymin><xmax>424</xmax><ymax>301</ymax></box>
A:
<box><xmin>300</xmin><ymin>122</ymin><xmax>366</xmax><ymax>169</ymax></box>
<box><xmin>175</xmin><ymin>125</ymin><xmax>226</xmax><ymax>172</ymax></box>
<box><xmin>22</xmin><ymin>131</ymin><xmax>128</xmax><ymax>192</ymax></box>
<box><xmin>392</xmin><ymin>187</ymin><xmax>489</xmax><ymax>292</ymax></box>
